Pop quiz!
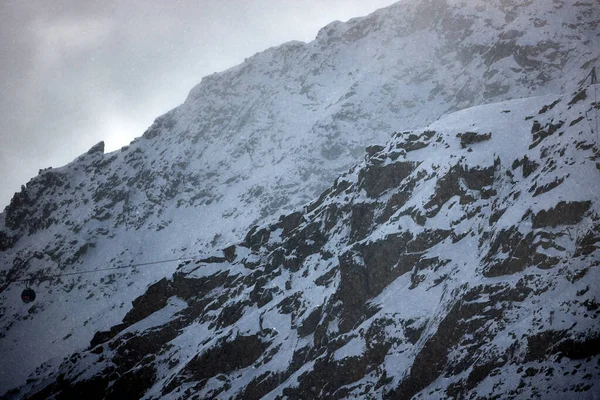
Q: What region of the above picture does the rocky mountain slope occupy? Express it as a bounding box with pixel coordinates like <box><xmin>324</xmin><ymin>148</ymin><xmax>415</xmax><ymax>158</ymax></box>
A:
<box><xmin>10</xmin><ymin>86</ymin><xmax>600</xmax><ymax>399</ymax></box>
<box><xmin>1</xmin><ymin>0</ymin><xmax>599</xmax><ymax>394</ymax></box>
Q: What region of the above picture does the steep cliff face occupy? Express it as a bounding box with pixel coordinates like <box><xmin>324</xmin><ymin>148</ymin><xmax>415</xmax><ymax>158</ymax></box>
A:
<box><xmin>11</xmin><ymin>88</ymin><xmax>600</xmax><ymax>399</ymax></box>
<box><xmin>1</xmin><ymin>0</ymin><xmax>599</xmax><ymax>393</ymax></box>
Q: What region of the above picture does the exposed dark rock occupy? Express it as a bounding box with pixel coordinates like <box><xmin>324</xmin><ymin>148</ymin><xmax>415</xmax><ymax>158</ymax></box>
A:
<box><xmin>0</xmin><ymin>231</ymin><xmax>16</xmax><ymax>251</ymax></box>
<box><xmin>89</xmin><ymin>323</ymin><xmax>128</xmax><ymax>348</ymax></box>
<box><xmin>532</xmin><ymin>176</ymin><xmax>564</xmax><ymax>196</ymax></box>
<box><xmin>392</xmin><ymin>282</ymin><xmax>530</xmax><ymax>399</ymax></box>
<box><xmin>558</xmin><ymin>334</ymin><xmax>600</xmax><ymax>359</ymax></box>
<box><xmin>532</xmin><ymin>201</ymin><xmax>591</xmax><ymax>229</ymax></box>
<box><xmin>458</xmin><ymin>131</ymin><xmax>492</xmax><ymax>148</ymax></box>
<box><xmin>314</xmin><ymin>266</ymin><xmax>338</xmax><ymax>287</ymax></box>
<box><xmin>461</xmin><ymin>165</ymin><xmax>495</xmax><ymax>190</ymax></box>
<box><xmin>336</xmin><ymin>250</ymin><xmax>369</xmax><ymax>332</ymax></box>
<box><xmin>425</xmin><ymin>164</ymin><xmax>494</xmax><ymax>216</ymax></box>
<box><xmin>525</xmin><ymin>330</ymin><xmax>566</xmax><ymax>362</ymax></box>
<box><xmin>575</xmin><ymin>225</ymin><xmax>600</xmax><ymax>256</ymax></box>
<box><xmin>407</xmin><ymin>229</ymin><xmax>451</xmax><ymax>253</ymax></box>
<box><xmin>297</xmin><ymin>305</ymin><xmax>323</xmax><ymax>337</ymax></box>
<box><xmin>122</xmin><ymin>278</ymin><xmax>173</xmax><ymax>325</ymax></box>
<box><xmin>402</xmin><ymin>320</ymin><xmax>426</xmax><ymax>345</ymax></box>
<box><xmin>349</xmin><ymin>202</ymin><xmax>375</xmax><ymax>243</ymax></box>
<box><xmin>86</xmin><ymin>141</ymin><xmax>105</xmax><ymax>155</ymax></box>
<box><xmin>282</xmin><ymin>222</ymin><xmax>327</xmax><ymax>266</ymax></box>
<box><xmin>568</xmin><ymin>88</ymin><xmax>587</xmax><ymax>105</ymax></box>
<box><xmin>361</xmin><ymin>232</ymin><xmax>417</xmax><ymax>297</ymax></box>
<box><xmin>512</xmin><ymin>155</ymin><xmax>539</xmax><ymax>178</ymax></box>
<box><xmin>390</xmin><ymin>297</ymin><xmax>489</xmax><ymax>399</ymax></box>
<box><xmin>538</xmin><ymin>99</ymin><xmax>561</xmax><ymax>113</ymax></box>
<box><xmin>112</xmin><ymin>322</ymin><xmax>182</xmax><ymax>371</ymax></box>
<box><xmin>378</xmin><ymin>189</ymin><xmax>412</xmax><ymax>223</ymax></box>
<box><xmin>305</xmin><ymin>357</ymin><xmax>366</xmax><ymax>398</ymax></box>
<box><xmin>335</xmin><ymin>228</ymin><xmax>454</xmax><ymax>334</ymax></box>
<box><xmin>4</xmin><ymin>186</ymin><xmax>31</xmax><ymax>230</ymax></box>
<box><xmin>216</xmin><ymin>301</ymin><xmax>248</xmax><ymax>328</ymax></box>
<box><xmin>162</xmin><ymin>335</ymin><xmax>267</xmax><ymax>395</ymax></box>
<box><xmin>570</xmin><ymin>115</ymin><xmax>585</xmax><ymax>126</ymax></box>
<box><xmin>482</xmin><ymin>227</ymin><xmax>561</xmax><ymax>277</ymax></box>
<box><xmin>105</xmin><ymin>364</ymin><xmax>155</xmax><ymax>400</ymax></box>
<box><xmin>223</xmin><ymin>245</ymin><xmax>237</xmax><ymax>262</ymax></box>
<box><xmin>172</xmin><ymin>269</ymin><xmax>232</xmax><ymax>301</ymax></box>
<box><xmin>243</xmin><ymin>226</ymin><xmax>271</xmax><ymax>251</ymax></box>
<box><xmin>25</xmin><ymin>372</ymin><xmax>110</xmax><ymax>400</ymax></box>
<box><xmin>529</xmin><ymin>120</ymin><xmax>564</xmax><ymax>149</ymax></box>
<box><xmin>278</xmin><ymin>211</ymin><xmax>305</xmax><ymax>236</ymax></box>
<box><xmin>358</xmin><ymin>161</ymin><xmax>416</xmax><ymax>198</ymax></box>
<box><xmin>142</xmin><ymin>113</ymin><xmax>176</xmax><ymax>139</ymax></box>
<box><xmin>366</xmin><ymin>144</ymin><xmax>385</xmax><ymax>157</ymax></box>
<box><xmin>395</xmin><ymin>131</ymin><xmax>435</xmax><ymax>152</ymax></box>
<box><xmin>236</xmin><ymin>371</ymin><xmax>284</xmax><ymax>400</ymax></box>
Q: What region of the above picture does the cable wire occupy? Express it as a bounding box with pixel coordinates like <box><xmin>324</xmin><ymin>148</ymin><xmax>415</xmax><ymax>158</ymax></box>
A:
<box><xmin>0</xmin><ymin>256</ymin><xmax>197</xmax><ymax>292</ymax></box>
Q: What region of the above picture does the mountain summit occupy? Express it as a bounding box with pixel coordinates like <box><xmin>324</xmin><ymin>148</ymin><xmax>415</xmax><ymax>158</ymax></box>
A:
<box><xmin>1</xmin><ymin>0</ymin><xmax>599</xmax><ymax>396</ymax></box>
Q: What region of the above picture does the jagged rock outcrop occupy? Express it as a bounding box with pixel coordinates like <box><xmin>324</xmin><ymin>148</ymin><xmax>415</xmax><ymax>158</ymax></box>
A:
<box><xmin>11</xmin><ymin>89</ymin><xmax>600</xmax><ymax>399</ymax></box>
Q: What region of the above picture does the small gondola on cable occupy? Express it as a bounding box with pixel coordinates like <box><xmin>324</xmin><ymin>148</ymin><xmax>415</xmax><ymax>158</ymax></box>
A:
<box><xmin>21</xmin><ymin>287</ymin><xmax>36</xmax><ymax>303</ymax></box>
<box><xmin>0</xmin><ymin>281</ymin><xmax>37</xmax><ymax>303</ymax></box>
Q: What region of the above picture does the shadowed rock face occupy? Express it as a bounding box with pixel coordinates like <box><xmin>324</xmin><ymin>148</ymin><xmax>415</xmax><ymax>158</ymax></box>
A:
<box><xmin>12</xmin><ymin>89</ymin><xmax>600</xmax><ymax>399</ymax></box>
<box><xmin>359</xmin><ymin>161</ymin><xmax>417</xmax><ymax>198</ymax></box>
<box><xmin>532</xmin><ymin>200</ymin><xmax>592</xmax><ymax>229</ymax></box>
<box><xmin>162</xmin><ymin>335</ymin><xmax>268</xmax><ymax>396</ymax></box>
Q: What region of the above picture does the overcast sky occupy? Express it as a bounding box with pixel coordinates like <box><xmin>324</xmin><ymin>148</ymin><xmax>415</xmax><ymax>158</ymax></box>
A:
<box><xmin>0</xmin><ymin>0</ymin><xmax>396</xmax><ymax>210</ymax></box>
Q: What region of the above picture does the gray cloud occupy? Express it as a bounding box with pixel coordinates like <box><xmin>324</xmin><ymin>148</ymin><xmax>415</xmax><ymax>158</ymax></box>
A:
<box><xmin>0</xmin><ymin>0</ymin><xmax>396</xmax><ymax>209</ymax></box>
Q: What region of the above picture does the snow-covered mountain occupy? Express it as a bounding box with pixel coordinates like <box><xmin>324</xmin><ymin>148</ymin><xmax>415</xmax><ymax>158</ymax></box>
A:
<box><xmin>10</xmin><ymin>86</ymin><xmax>600</xmax><ymax>399</ymax></box>
<box><xmin>1</xmin><ymin>0</ymin><xmax>599</xmax><ymax>395</ymax></box>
